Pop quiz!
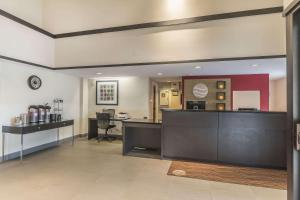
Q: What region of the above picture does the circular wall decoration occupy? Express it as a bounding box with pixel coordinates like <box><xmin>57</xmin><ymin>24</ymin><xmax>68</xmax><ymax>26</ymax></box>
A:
<box><xmin>193</xmin><ymin>83</ymin><xmax>208</xmax><ymax>98</ymax></box>
<box><xmin>28</xmin><ymin>75</ymin><xmax>42</xmax><ymax>90</ymax></box>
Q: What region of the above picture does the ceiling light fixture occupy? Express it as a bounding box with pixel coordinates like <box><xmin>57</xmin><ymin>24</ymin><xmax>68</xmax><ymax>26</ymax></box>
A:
<box><xmin>195</xmin><ymin>66</ymin><xmax>202</xmax><ymax>69</ymax></box>
<box><xmin>157</xmin><ymin>73</ymin><xmax>163</xmax><ymax>76</ymax></box>
<box><xmin>251</xmin><ymin>64</ymin><xmax>258</xmax><ymax>67</ymax></box>
<box><xmin>96</xmin><ymin>72</ymin><xmax>103</xmax><ymax>75</ymax></box>
<box><xmin>167</xmin><ymin>0</ymin><xmax>184</xmax><ymax>11</ymax></box>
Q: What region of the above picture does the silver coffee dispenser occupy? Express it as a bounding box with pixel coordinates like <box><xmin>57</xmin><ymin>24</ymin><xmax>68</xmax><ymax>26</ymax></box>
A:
<box><xmin>28</xmin><ymin>106</ymin><xmax>39</xmax><ymax>123</ymax></box>
<box><xmin>38</xmin><ymin>105</ymin><xmax>46</xmax><ymax>122</ymax></box>
<box><xmin>45</xmin><ymin>105</ymin><xmax>51</xmax><ymax>122</ymax></box>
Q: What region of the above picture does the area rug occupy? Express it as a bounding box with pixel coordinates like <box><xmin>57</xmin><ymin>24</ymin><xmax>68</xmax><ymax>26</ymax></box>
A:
<box><xmin>167</xmin><ymin>161</ymin><xmax>287</xmax><ymax>190</ymax></box>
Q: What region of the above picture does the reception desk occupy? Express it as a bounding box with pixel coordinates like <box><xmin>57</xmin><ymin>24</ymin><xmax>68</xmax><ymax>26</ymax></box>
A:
<box><xmin>161</xmin><ymin>110</ymin><xmax>287</xmax><ymax>169</ymax></box>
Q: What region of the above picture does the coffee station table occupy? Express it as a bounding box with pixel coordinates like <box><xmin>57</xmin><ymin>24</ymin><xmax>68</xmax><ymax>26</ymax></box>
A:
<box><xmin>1</xmin><ymin>120</ymin><xmax>74</xmax><ymax>162</ymax></box>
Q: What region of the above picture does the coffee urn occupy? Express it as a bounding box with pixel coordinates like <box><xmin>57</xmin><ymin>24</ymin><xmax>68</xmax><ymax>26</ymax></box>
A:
<box><xmin>38</xmin><ymin>105</ymin><xmax>46</xmax><ymax>122</ymax></box>
<box><xmin>28</xmin><ymin>106</ymin><xmax>39</xmax><ymax>123</ymax></box>
<box><xmin>45</xmin><ymin>106</ymin><xmax>51</xmax><ymax>122</ymax></box>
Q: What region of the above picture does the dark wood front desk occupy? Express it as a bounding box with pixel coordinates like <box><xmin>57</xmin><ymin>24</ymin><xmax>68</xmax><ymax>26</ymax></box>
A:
<box><xmin>162</xmin><ymin>110</ymin><xmax>287</xmax><ymax>169</ymax></box>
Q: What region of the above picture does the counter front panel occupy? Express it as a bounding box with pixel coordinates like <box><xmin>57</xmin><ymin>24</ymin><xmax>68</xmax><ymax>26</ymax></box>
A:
<box><xmin>218</xmin><ymin>112</ymin><xmax>287</xmax><ymax>168</ymax></box>
<box><xmin>161</xmin><ymin>110</ymin><xmax>287</xmax><ymax>169</ymax></box>
<box><xmin>162</xmin><ymin>111</ymin><xmax>218</xmax><ymax>161</ymax></box>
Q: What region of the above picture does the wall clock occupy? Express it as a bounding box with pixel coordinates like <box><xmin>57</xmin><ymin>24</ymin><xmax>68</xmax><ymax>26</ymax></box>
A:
<box><xmin>193</xmin><ymin>83</ymin><xmax>208</xmax><ymax>98</ymax></box>
<box><xmin>28</xmin><ymin>75</ymin><xmax>42</xmax><ymax>90</ymax></box>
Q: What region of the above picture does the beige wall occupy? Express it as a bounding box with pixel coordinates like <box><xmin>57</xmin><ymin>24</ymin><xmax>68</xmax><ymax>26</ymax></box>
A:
<box><xmin>55</xmin><ymin>14</ymin><xmax>285</xmax><ymax>68</ymax></box>
<box><xmin>284</xmin><ymin>0</ymin><xmax>295</xmax><ymax>8</ymax></box>
<box><xmin>0</xmin><ymin>1</ymin><xmax>285</xmax><ymax>70</ymax></box>
<box><xmin>0</xmin><ymin>0</ymin><xmax>283</xmax><ymax>33</ymax></box>
<box><xmin>42</xmin><ymin>0</ymin><xmax>283</xmax><ymax>33</ymax></box>
<box><xmin>0</xmin><ymin>0</ymin><xmax>44</xmax><ymax>27</ymax></box>
<box><xmin>269</xmin><ymin>78</ymin><xmax>287</xmax><ymax>111</ymax></box>
<box><xmin>184</xmin><ymin>78</ymin><xmax>231</xmax><ymax>110</ymax></box>
<box><xmin>88</xmin><ymin>77</ymin><xmax>150</xmax><ymax>119</ymax></box>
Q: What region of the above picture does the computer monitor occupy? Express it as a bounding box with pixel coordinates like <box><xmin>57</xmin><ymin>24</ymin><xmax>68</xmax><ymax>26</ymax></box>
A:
<box><xmin>186</xmin><ymin>101</ymin><xmax>206</xmax><ymax>110</ymax></box>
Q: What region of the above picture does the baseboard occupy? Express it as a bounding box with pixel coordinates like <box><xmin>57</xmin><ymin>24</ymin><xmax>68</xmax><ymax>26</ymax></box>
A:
<box><xmin>79</xmin><ymin>133</ymin><xmax>88</xmax><ymax>138</ymax></box>
<box><xmin>96</xmin><ymin>134</ymin><xmax>123</xmax><ymax>140</ymax></box>
<box><xmin>0</xmin><ymin>136</ymin><xmax>76</xmax><ymax>161</ymax></box>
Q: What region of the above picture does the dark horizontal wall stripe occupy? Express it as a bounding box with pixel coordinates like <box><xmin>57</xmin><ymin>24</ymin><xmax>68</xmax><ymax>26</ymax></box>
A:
<box><xmin>0</xmin><ymin>54</ymin><xmax>286</xmax><ymax>71</ymax></box>
<box><xmin>0</xmin><ymin>9</ymin><xmax>54</xmax><ymax>38</ymax></box>
<box><xmin>54</xmin><ymin>55</ymin><xmax>287</xmax><ymax>70</ymax></box>
<box><xmin>283</xmin><ymin>0</ymin><xmax>300</xmax><ymax>16</ymax></box>
<box><xmin>0</xmin><ymin>55</ymin><xmax>52</xmax><ymax>69</ymax></box>
<box><xmin>55</xmin><ymin>7</ymin><xmax>283</xmax><ymax>38</ymax></box>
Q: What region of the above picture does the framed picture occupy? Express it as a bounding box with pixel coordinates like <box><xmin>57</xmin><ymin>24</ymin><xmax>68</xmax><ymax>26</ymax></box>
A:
<box><xmin>160</xmin><ymin>90</ymin><xmax>169</xmax><ymax>106</ymax></box>
<box><xmin>216</xmin><ymin>103</ymin><xmax>226</xmax><ymax>111</ymax></box>
<box><xmin>216</xmin><ymin>92</ymin><xmax>226</xmax><ymax>100</ymax></box>
<box><xmin>216</xmin><ymin>81</ymin><xmax>226</xmax><ymax>89</ymax></box>
<box><xmin>96</xmin><ymin>80</ymin><xmax>118</xmax><ymax>105</ymax></box>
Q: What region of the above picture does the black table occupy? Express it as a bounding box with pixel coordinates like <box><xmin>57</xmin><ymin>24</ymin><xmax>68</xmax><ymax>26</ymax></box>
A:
<box><xmin>2</xmin><ymin>120</ymin><xmax>74</xmax><ymax>162</ymax></box>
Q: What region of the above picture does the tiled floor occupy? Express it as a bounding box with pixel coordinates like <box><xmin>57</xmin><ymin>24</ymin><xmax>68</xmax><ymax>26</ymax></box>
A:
<box><xmin>0</xmin><ymin>139</ymin><xmax>287</xmax><ymax>200</ymax></box>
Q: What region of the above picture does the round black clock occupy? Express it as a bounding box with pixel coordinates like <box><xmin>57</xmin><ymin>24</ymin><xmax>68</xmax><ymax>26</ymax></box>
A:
<box><xmin>28</xmin><ymin>75</ymin><xmax>42</xmax><ymax>90</ymax></box>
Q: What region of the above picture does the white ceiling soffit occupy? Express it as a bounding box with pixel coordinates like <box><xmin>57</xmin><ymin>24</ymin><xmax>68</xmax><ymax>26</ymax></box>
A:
<box><xmin>58</xmin><ymin>58</ymin><xmax>286</xmax><ymax>80</ymax></box>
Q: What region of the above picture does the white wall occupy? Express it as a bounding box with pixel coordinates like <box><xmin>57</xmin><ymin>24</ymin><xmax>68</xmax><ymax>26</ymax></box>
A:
<box><xmin>269</xmin><ymin>80</ymin><xmax>276</xmax><ymax>110</ymax></box>
<box><xmin>0</xmin><ymin>60</ymin><xmax>81</xmax><ymax>156</ymax></box>
<box><xmin>269</xmin><ymin>78</ymin><xmax>287</xmax><ymax>111</ymax></box>
<box><xmin>0</xmin><ymin>15</ymin><xmax>54</xmax><ymax>67</ymax></box>
<box><xmin>88</xmin><ymin>77</ymin><xmax>150</xmax><ymax>119</ymax></box>
<box><xmin>55</xmin><ymin>14</ymin><xmax>285</xmax><ymax>67</ymax></box>
<box><xmin>79</xmin><ymin>78</ymin><xmax>89</xmax><ymax>135</ymax></box>
<box><xmin>43</xmin><ymin>0</ymin><xmax>283</xmax><ymax>34</ymax></box>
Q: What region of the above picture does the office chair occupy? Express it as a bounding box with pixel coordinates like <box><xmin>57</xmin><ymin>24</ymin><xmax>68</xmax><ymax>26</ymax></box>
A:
<box><xmin>103</xmin><ymin>109</ymin><xmax>115</xmax><ymax>121</ymax></box>
<box><xmin>96</xmin><ymin>112</ymin><xmax>116</xmax><ymax>142</ymax></box>
<box><xmin>103</xmin><ymin>109</ymin><xmax>116</xmax><ymax>133</ymax></box>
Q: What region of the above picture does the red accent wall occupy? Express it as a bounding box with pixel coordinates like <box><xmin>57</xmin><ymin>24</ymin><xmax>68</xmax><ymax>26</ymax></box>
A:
<box><xmin>182</xmin><ymin>74</ymin><xmax>270</xmax><ymax>111</ymax></box>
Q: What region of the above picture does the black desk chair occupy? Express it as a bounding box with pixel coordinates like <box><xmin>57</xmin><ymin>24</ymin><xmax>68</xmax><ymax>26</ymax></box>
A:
<box><xmin>96</xmin><ymin>113</ymin><xmax>116</xmax><ymax>142</ymax></box>
<box><xmin>103</xmin><ymin>109</ymin><xmax>116</xmax><ymax>133</ymax></box>
<box><xmin>103</xmin><ymin>109</ymin><xmax>115</xmax><ymax>119</ymax></box>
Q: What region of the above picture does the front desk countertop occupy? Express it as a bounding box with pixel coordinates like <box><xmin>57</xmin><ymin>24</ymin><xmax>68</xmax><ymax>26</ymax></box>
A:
<box><xmin>122</xmin><ymin>119</ymin><xmax>161</xmax><ymax>124</ymax></box>
<box><xmin>161</xmin><ymin>108</ymin><xmax>287</xmax><ymax>114</ymax></box>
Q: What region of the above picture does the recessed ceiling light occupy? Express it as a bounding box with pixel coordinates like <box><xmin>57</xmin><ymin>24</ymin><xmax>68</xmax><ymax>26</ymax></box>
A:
<box><xmin>195</xmin><ymin>66</ymin><xmax>201</xmax><ymax>69</ymax></box>
<box><xmin>96</xmin><ymin>72</ymin><xmax>103</xmax><ymax>75</ymax></box>
<box><xmin>157</xmin><ymin>73</ymin><xmax>163</xmax><ymax>76</ymax></box>
<box><xmin>251</xmin><ymin>64</ymin><xmax>258</xmax><ymax>67</ymax></box>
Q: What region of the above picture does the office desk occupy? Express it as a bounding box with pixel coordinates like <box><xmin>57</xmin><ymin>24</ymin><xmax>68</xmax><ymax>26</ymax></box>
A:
<box><xmin>88</xmin><ymin>117</ymin><xmax>129</xmax><ymax>139</ymax></box>
<box><xmin>2</xmin><ymin>120</ymin><xmax>74</xmax><ymax>162</ymax></box>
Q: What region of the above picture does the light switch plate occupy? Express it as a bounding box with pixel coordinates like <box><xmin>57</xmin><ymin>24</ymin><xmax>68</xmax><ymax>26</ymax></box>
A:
<box><xmin>297</xmin><ymin>124</ymin><xmax>300</xmax><ymax>151</ymax></box>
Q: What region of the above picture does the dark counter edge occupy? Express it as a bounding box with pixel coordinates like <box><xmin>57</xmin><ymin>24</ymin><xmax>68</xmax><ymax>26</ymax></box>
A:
<box><xmin>122</xmin><ymin>119</ymin><xmax>161</xmax><ymax>125</ymax></box>
<box><xmin>161</xmin><ymin>109</ymin><xmax>287</xmax><ymax>114</ymax></box>
<box><xmin>88</xmin><ymin>118</ymin><xmax>161</xmax><ymax>125</ymax></box>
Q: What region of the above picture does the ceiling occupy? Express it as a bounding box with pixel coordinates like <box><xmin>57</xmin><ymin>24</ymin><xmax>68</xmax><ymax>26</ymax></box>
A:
<box><xmin>59</xmin><ymin>58</ymin><xmax>286</xmax><ymax>80</ymax></box>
